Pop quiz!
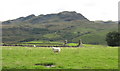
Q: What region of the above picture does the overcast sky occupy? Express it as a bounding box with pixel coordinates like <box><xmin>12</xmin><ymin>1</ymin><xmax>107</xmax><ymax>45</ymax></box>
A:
<box><xmin>0</xmin><ymin>0</ymin><xmax>119</xmax><ymax>21</ymax></box>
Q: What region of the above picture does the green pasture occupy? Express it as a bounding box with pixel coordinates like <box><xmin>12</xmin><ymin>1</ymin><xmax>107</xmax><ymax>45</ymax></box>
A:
<box><xmin>2</xmin><ymin>44</ymin><xmax>118</xmax><ymax>69</ymax></box>
<box><xmin>3</xmin><ymin>41</ymin><xmax>80</xmax><ymax>46</ymax></box>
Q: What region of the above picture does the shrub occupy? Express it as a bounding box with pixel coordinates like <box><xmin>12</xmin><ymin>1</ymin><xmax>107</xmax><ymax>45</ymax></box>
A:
<box><xmin>106</xmin><ymin>31</ymin><xmax>120</xmax><ymax>46</ymax></box>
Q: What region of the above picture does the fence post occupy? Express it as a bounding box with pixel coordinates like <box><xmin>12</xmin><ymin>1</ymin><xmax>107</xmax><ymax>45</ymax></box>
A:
<box><xmin>64</xmin><ymin>40</ymin><xmax>67</xmax><ymax>46</ymax></box>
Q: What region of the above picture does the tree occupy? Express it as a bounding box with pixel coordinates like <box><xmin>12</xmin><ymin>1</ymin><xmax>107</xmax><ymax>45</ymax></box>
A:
<box><xmin>106</xmin><ymin>31</ymin><xmax>120</xmax><ymax>46</ymax></box>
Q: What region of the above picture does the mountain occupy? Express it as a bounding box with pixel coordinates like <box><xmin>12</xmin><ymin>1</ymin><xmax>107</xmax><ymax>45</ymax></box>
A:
<box><xmin>2</xmin><ymin>11</ymin><xmax>89</xmax><ymax>24</ymax></box>
<box><xmin>2</xmin><ymin>11</ymin><xmax>118</xmax><ymax>45</ymax></box>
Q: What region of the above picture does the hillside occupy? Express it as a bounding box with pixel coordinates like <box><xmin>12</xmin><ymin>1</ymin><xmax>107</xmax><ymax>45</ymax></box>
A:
<box><xmin>2</xmin><ymin>11</ymin><xmax>118</xmax><ymax>45</ymax></box>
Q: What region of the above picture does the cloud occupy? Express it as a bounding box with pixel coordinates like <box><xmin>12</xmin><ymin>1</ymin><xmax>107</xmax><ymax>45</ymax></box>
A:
<box><xmin>0</xmin><ymin>0</ymin><xmax>119</xmax><ymax>21</ymax></box>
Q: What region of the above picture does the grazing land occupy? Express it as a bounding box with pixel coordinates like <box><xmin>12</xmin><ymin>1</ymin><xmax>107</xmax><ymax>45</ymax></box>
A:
<box><xmin>2</xmin><ymin>44</ymin><xmax>118</xmax><ymax>69</ymax></box>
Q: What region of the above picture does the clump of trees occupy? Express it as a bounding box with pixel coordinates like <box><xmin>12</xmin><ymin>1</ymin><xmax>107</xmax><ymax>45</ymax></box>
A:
<box><xmin>106</xmin><ymin>31</ymin><xmax>120</xmax><ymax>46</ymax></box>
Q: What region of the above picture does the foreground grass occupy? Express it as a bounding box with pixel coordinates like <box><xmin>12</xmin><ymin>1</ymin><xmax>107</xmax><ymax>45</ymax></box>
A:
<box><xmin>2</xmin><ymin>45</ymin><xmax>118</xmax><ymax>69</ymax></box>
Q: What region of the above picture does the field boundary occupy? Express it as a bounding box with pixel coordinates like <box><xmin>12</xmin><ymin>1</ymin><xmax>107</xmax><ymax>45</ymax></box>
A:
<box><xmin>1</xmin><ymin>45</ymin><xmax>79</xmax><ymax>47</ymax></box>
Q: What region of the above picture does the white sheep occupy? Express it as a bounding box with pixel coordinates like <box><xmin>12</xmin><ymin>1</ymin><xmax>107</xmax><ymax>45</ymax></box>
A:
<box><xmin>51</xmin><ymin>47</ymin><xmax>61</xmax><ymax>53</ymax></box>
<box><xmin>33</xmin><ymin>45</ymin><xmax>36</xmax><ymax>47</ymax></box>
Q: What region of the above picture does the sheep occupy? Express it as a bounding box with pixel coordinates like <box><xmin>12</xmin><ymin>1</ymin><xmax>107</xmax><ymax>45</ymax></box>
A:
<box><xmin>51</xmin><ymin>47</ymin><xmax>61</xmax><ymax>53</ymax></box>
<box><xmin>33</xmin><ymin>45</ymin><xmax>36</xmax><ymax>47</ymax></box>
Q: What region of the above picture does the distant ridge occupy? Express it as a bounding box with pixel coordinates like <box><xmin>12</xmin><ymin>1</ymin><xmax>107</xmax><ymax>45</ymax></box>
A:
<box><xmin>94</xmin><ymin>20</ymin><xmax>118</xmax><ymax>24</ymax></box>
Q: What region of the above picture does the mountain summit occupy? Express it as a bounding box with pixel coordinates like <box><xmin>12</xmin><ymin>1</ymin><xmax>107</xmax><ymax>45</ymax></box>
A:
<box><xmin>2</xmin><ymin>11</ymin><xmax>89</xmax><ymax>24</ymax></box>
<box><xmin>58</xmin><ymin>11</ymin><xmax>88</xmax><ymax>21</ymax></box>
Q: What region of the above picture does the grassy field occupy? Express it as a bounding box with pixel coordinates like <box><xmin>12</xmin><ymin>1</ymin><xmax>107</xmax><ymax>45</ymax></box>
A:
<box><xmin>2</xmin><ymin>44</ymin><xmax>118</xmax><ymax>69</ymax></box>
<box><xmin>2</xmin><ymin>41</ymin><xmax>79</xmax><ymax>46</ymax></box>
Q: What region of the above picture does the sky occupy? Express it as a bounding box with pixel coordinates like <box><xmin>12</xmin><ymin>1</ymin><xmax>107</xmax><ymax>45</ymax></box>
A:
<box><xmin>0</xmin><ymin>0</ymin><xmax>119</xmax><ymax>21</ymax></box>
